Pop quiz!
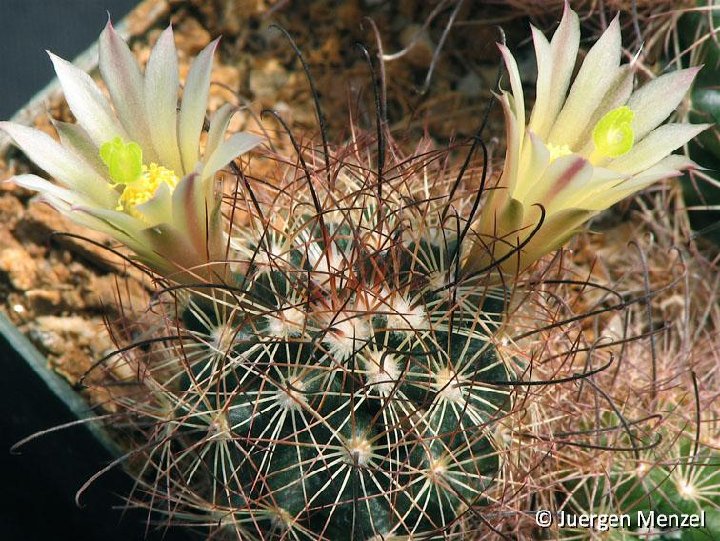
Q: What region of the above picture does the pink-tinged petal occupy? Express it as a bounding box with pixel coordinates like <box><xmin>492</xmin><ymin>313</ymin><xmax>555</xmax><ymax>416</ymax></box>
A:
<box><xmin>74</xmin><ymin>206</ymin><xmax>191</xmax><ymax>275</ymax></box>
<box><xmin>37</xmin><ymin>195</ymin><xmax>118</xmax><ymax>235</ymax></box>
<box><xmin>178</xmin><ymin>38</ymin><xmax>219</xmax><ymax>174</ymax></box>
<box><xmin>546</xmin><ymin>3</ymin><xmax>580</xmax><ymax>125</ymax></box>
<box><xmin>496</xmin><ymin>92</ymin><xmax>524</xmax><ymax>197</ymax></box>
<box><xmin>74</xmin><ymin>205</ymin><xmax>144</xmax><ymax>237</ymax></box>
<box><xmin>462</xmin><ymin>195</ymin><xmax>525</xmax><ymax>276</ymax></box>
<box><xmin>135</xmin><ymin>182</ymin><xmax>174</xmax><ymax>226</ymax></box>
<box><xmin>172</xmin><ymin>172</ymin><xmax>212</xmax><ymax>257</ymax></box>
<box><xmin>99</xmin><ymin>20</ymin><xmax>156</xmax><ymax>162</ymax></box>
<box><xmin>0</xmin><ymin>121</ymin><xmax>116</xmax><ymax>207</ymax></box>
<box><xmin>143</xmin><ymin>223</ymin><xmax>211</xmax><ymax>277</ymax></box>
<box><xmin>205</xmin><ymin>103</ymin><xmax>237</xmax><ymax>161</ymax></box>
<box><xmin>52</xmin><ymin>120</ymin><xmax>106</xmax><ymax>175</ymax></box>
<box><xmin>627</xmin><ymin>67</ymin><xmax>702</xmax><ymax>141</ymax></box>
<box><xmin>524</xmin><ymin>207</ymin><xmax>590</xmax><ymax>260</ymax></box>
<box><xmin>608</xmin><ymin>123</ymin><xmax>711</xmax><ymax>175</ymax></box>
<box><xmin>514</xmin><ymin>130</ymin><xmax>550</xmax><ymax>201</ymax></box>
<box><xmin>549</xmin><ymin>15</ymin><xmax>622</xmax><ymax>149</ymax></box>
<box><xmin>145</xmin><ymin>25</ymin><xmax>183</xmax><ymax>174</ymax></box>
<box><xmin>48</xmin><ymin>52</ymin><xmax>127</xmax><ymax>146</ymax></box>
<box><xmin>604</xmin><ymin>155</ymin><xmax>694</xmax><ymax>204</ymax></box>
<box><xmin>498</xmin><ymin>44</ymin><xmax>525</xmax><ymax>136</ymax></box>
<box><xmin>202</xmin><ymin>132</ymin><xmax>262</xmax><ymax>179</ymax></box>
<box><xmin>554</xmin><ymin>166</ymin><xmax>624</xmax><ymax>211</ymax></box>
<box><xmin>527</xmin><ymin>26</ymin><xmax>554</xmax><ymax>138</ymax></box>
<box><xmin>525</xmin><ymin>154</ymin><xmax>593</xmax><ymax>209</ymax></box>
<box><xmin>12</xmin><ymin>174</ymin><xmax>90</xmax><ymax>207</ymax></box>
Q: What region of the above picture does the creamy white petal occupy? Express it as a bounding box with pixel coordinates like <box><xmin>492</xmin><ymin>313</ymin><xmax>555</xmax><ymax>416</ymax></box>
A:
<box><xmin>205</xmin><ymin>103</ymin><xmax>237</xmax><ymax>162</ymax></box>
<box><xmin>202</xmin><ymin>132</ymin><xmax>262</xmax><ymax>180</ymax></box>
<box><xmin>52</xmin><ymin>120</ymin><xmax>106</xmax><ymax>175</ymax></box>
<box><xmin>135</xmin><ymin>182</ymin><xmax>174</xmax><ymax>226</ymax></box>
<box><xmin>12</xmin><ymin>174</ymin><xmax>91</xmax><ymax>207</ymax></box>
<box><xmin>498</xmin><ymin>44</ymin><xmax>525</xmax><ymax>138</ymax></box>
<box><xmin>75</xmin><ymin>205</ymin><xmax>143</xmax><ymax>234</ymax></box>
<box><xmin>48</xmin><ymin>52</ymin><xmax>127</xmax><ymax>146</ymax></box>
<box><xmin>553</xmin><ymin>166</ymin><xmax>624</xmax><ymax>212</ymax></box>
<box><xmin>514</xmin><ymin>130</ymin><xmax>550</xmax><ymax>201</ymax></box>
<box><xmin>178</xmin><ymin>38</ymin><xmax>219</xmax><ymax>174</ymax></box>
<box><xmin>608</xmin><ymin>123</ymin><xmax>711</xmax><ymax>175</ymax></box>
<box><xmin>547</xmin><ymin>3</ymin><xmax>580</xmax><ymax>119</ymax></box>
<box><xmin>99</xmin><ymin>21</ymin><xmax>156</xmax><ymax>162</ymax></box>
<box><xmin>37</xmin><ymin>195</ymin><xmax>118</xmax><ymax>235</ymax></box>
<box><xmin>549</xmin><ymin>15</ymin><xmax>622</xmax><ymax>148</ymax></box>
<box><xmin>527</xmin><ymin>26</ymin><xmax>553</xmax><ymax>138</ymax></box>
<box><xmin>496</xmin><ymin>92</ymin><xmax>523</xmax><ymax>198</ymax></box>
<box><xmin>604</xmin><ymin>155</ymin><xmax>693</xmax><ymax>204</ymax></box>
<box><xmin>627</xmin><ymin>67</ymin><xmax>701</xmax><ymax>141</ymax></box>
<box><xmin>145</xmin><ymin>25</ymin><xmax>183</xmax><ymax>174</ymax></box>
<box><xmin>0</xmin><ymin>121</ymin><xmax>116</xmax><ymax>206</ymax></box>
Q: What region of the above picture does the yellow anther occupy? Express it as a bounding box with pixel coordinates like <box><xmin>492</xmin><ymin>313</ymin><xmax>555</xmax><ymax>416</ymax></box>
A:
<box><xmin>592</xmin><ymin>106</ymin><xmax>635</xmax><ymax>159</ymax></box>
<box><xmin>116</xmin><ymin>163</ymin><xmax>179</xmax><ymax>219</ymax></box>
<box><xmin>547</xmin><ymin>143</ymin><xmax>573</xmax><ymax>162</ymax></box>
<box><xmin>99</xmin><ymin>136</ymin><xmax>143</xmax><ymax>185</ymax></box>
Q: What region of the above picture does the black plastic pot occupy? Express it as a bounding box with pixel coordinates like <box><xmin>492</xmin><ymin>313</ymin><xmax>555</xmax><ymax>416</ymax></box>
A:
<box><xmin>0</xmin><ymin>313</ymin><xmax>171</xmax><ymax>541</ymax></box>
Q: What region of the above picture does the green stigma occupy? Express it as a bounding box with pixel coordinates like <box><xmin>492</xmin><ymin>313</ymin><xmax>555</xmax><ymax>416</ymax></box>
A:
<box><xmin>99</xmin><ymin>136</ymin><xmax>143</xmax><ymax>185</ymax></box>
<box><xmin>592</xmin><ymin>106</ymin><xmax>635</xmax><ymax>159</ymax></box>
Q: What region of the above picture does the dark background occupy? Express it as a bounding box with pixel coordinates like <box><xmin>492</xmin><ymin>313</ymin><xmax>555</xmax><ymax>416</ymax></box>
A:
<box><xmin>0</xmin><ymin>0</ymin><xmax>140</xmax><ymax>118</ymax></box>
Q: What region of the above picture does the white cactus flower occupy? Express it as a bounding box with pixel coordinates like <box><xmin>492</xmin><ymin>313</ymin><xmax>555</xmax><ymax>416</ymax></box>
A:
<box><xmin>463</xmin><ymin>4</ymin><xmax>710</xmax><ymax>278</ymax></box>
<box><xmin>1</xmin><ymin>22</ymin><xmax>262</xmax><ymax>279</ymax></box>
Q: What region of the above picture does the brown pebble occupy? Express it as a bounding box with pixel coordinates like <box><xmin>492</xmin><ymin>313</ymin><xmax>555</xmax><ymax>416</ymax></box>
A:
<box><xmin>0</xmin><ymin>194</ymin><xmax>23</xmax><ymax>227</ymax></box>
<box><xmin>249</xmin><ymin>58</ymin><xmax>289</xmax><ymax>103</ymax></box>
<box><xmin>176</xmin><ymin>16</ymin><xmax>212</xmax><ymax>55</ymax></box>
<box><xmin>15</xmin><ymin>200</ymin><xmax>136</xmax><ymax>274</ymax></box>
<box><xmin>0</xmin><ymin>246</ymin><xmax>38</xmax><ymax>290</ymax></box>
<box><xmin>25</xmin><ymin>289</ymin><xmax>63</xmax><ymax>314</ymax></box>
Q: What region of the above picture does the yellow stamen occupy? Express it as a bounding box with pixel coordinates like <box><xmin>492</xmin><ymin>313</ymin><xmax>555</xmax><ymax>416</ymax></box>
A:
<box><xmin>591</xmin><ymin>106</ymin><xmax>635</xmax><ymax>161</ymax></box>
<box><xmin>116</xmin><ymin>163</ymin><xmax>179</xmax><ymax>219</ymax></box>
<box><xmin>547</xmin><ymin>143</ymin><xmax>573</xmax><ymax>162</ymax></box>
<box><xmin>99</xmin><ymin>136</ymin><xmax>143</xmax><ymax>185</ymax></box>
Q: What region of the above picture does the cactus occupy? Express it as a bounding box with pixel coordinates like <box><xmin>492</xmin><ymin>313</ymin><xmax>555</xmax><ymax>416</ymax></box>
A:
<box><xmin>109</xmin><ymin>137</ymin><xmax>513</xmax><ymax>539</ymax></box>
<box><xmin>2</xmin><ymin>4</ymin><xmax>712</xmax><ymax>540</ymax></box>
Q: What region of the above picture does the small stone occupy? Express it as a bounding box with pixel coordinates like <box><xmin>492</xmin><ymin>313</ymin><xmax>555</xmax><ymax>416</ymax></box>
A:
<box><xmin>35</xmin><ymin>315</ymin><xmax>103</xmax><ymax>347</ymax></box>
<box><xmin>0</xmin><ymin>194</ymin><xmax>23</xmax><ymax>227</ymax></box>
<box><xmin>15</xmin><ymin>200</ymin><xmax>138</xmax><ymax>275</ymax></box>
<box><xmin>208</xmin><ymin>65</ymin><xmax>242</xmax><ymax>111</ymax></box>
<box><xmin>25</xmin><ymin>289</ymin><xmax>63</xmax><ymax>314</ymax></box>
<box><xmin>0</xmin><ymin>246</ymin><xmax>38</xmax><ymax>290</ymax></box>
<box><xmin>249</xmin><ymin>58</ymin><xmax>289</xmax><ymax>103</ymax></box>
<box><xmin>176</xmin><ymin>16</ymin><xmax>213</xmax><ymax>55</ymax></box>
<box><xmin>126</xmin><ymin>0</ymin><xmax>170</xmax><ymax>37</ymax></box>
<box><xmin>27</xmin><ymin>328</ymin><xmax>65</xmax><ymax>355</ymax></box>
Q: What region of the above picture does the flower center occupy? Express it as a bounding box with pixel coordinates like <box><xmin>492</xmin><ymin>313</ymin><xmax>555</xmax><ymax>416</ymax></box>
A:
<box><xmin>592</xmin><ymin>106</ymin><xmax>635</xmax><ymax>160</ymax></box>
<box><xmin>116</xmin><ymin>164</ymin><xmax>179</xmax><ymax>218</ymax></box>
<box><xmin>99</xmin><ymin>137</ymin><xmax>179</xmax><ymax>219</ymax></box>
